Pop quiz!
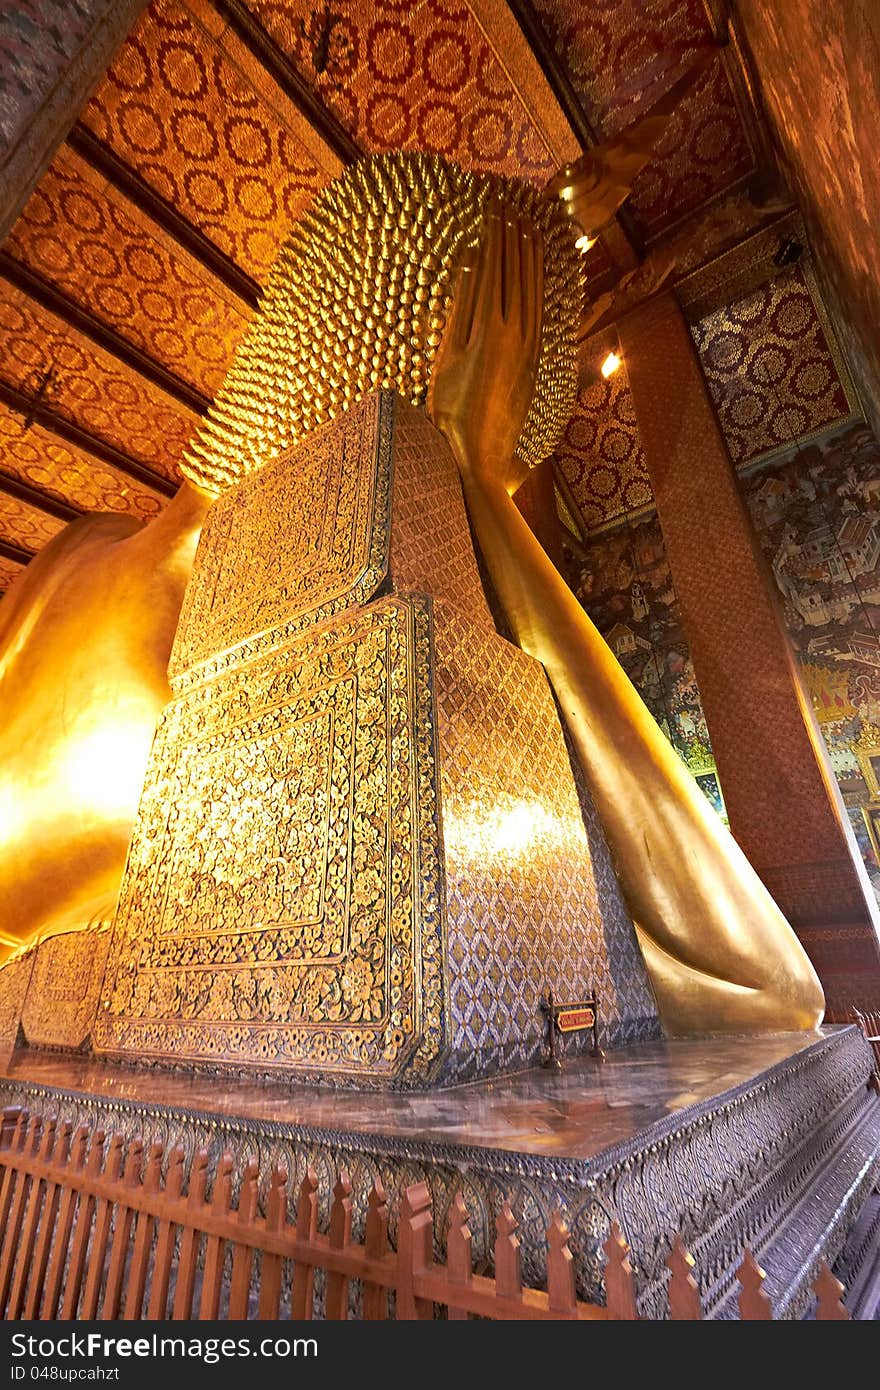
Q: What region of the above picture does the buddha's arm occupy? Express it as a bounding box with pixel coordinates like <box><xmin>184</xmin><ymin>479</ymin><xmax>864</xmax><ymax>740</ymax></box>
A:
<box><xmin>430</xmin><ymin>206</ymin><xmax>823</xmax><ymax>1033</ymax></box>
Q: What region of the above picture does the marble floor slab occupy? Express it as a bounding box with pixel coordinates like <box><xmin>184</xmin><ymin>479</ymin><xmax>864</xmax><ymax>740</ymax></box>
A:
<box><xmin>0</xmin><ymin>1029</ymin><xmax>834</xmax><ymax>1161</ymax></box>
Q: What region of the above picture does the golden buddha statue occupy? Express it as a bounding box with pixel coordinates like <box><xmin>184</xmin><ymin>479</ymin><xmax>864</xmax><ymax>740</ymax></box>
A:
<box><xmin>0</xmin><ymin>481</ymin><xmax>211</xmax><ymax>952</ymax></box>
<box><xmin>0</xmin><ymin>149</ymin><xmax>823</xmax><ymax>1034</ymax></box>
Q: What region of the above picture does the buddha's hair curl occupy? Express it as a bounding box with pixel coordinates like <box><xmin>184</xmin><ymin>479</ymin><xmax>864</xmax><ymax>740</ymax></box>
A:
<box><xmin>182</xmin><ymin>150</ymin><xmax>584</xmax><ymax>494</ymax></box>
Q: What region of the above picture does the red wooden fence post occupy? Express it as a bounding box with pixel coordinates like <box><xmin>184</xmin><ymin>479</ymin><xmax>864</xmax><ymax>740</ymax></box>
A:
<box><xmin>363</xmin><ymin>1181</ymin><xmax>389</xmax><ymax>1321</ymax></box>
<box><xmin>667</xmin><ymin>1237</ymin><xmax>702</xmax><ymax>1320</ymax></box>
<box><xmin>25</xmin><ymin>1120</ymin><xmax>71</xmax><ymax>1319</ymax></box>
<box><xmin>146</xmin><ymin>1144</ymin><xmax>185</xmax><ymax>1320</ymax></box>
<box><xmin>446</xmin><ymin>1191</ymin><xmax>473</xmax><ymax>1320</ymax></box>
<box><xmin>200</xmin><ymin>1152</ymin><xmax>234</xmax><ymax>1320</ymax></box>
<box><xmin>0</xmin><ymin>1106</ymin><xmax>22</xmax><ymax>1153</ymax></box>
<box><xmin>172</xmin><ymin>1148</ymin><xmax>209</xmax><ymax>1320</ymax></box>
<box><xmin>397</xmin><ymin>1182</ymin><xmax>433</xmax><ymax>1319</ymax></box>
<box><xmin>494</xmin><ymin>1203</ymin><xmax>523</xmax><ymax>1307</ymax></box>
<box><xmin>256</xmin><ymin>1164</ymin><xmax>288</xmax><ymax>1319</ymax></box>
<box><xmin>325</xmin><ymin>1169</ymin><xmax>353</xmax><ymax>1321</ymax></box>
<box><xmin>102</xmin><ymin>1136</ymin><xmax>144</xmax><ymax>1319</ymax></box>
<box><xmin>813</xmin><ymin>1261</ymin><xmax>851</xmax><ymax>1320</ymax></box>
<box><xmin>290</xmin><ymin>1167</ymin><xmax>318</xmax><ymax>1320</ymax></box>
<box><xmin>604</xmin><ymin>1222</ymin><xmax>637</xmax><ymax>1320</ymax></box>
<box><xmin>60</xmin><ymin>1125</ymin><xmax>105</xmax><ymax>1319</ymax></box>
<box><xmin>80</xmin><ymin>1132</ymin><xmax>124</xmax><ymax>1319</ymax></box>
<box><xmin>124</xmin><ymin>1140</ymin><xmax>163</xmax><ymax>1320</ymax></box>
<box><xmin>42</xmin><ymin>1125</ymin><xmax>88</xmax><ymax>1319</ymax></box>
<box><xmin>8</xmin><ymin>1115</ymin><xmax>56</xmax><ymax>1318</ymax></box>
<box><xmin>737</xmin><ymin>1249</ymin><xmax>773</xmax><ymax>1320</ymax></box>
<box><xmin>0</xmin><ymin>1114</ymin><xmax>42</xmax><ymax>1315</ymax></box>
<box><xmin>228</xmin><ymin>1156</ymin><xmax>260</xmax><ymax>1319</ymax></box>
<box><xmin>547</xmin><ymin>1210</ymin><xmax>578</xmax><ymax>1319</ymax></box>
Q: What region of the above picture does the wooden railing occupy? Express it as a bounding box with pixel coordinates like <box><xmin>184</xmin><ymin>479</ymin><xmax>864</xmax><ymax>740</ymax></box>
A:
<box><xmin>0</xmin><ymin>1106</ymin><xmax>851</xmax><ymax>1321</ymax></box>
<box><xmin>852</xmin><ymin>1008</ymin><xmax>880</xmax><ymax>1087</ymax></box>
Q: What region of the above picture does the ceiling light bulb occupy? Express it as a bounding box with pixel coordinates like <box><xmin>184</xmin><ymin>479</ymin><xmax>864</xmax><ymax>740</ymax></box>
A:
<box><xmin>601</xmin><ymin>351</ymin><xmax>621</xmax><ymax>378</ymax></box>
<box><xmin>575</xmin><ymin>233</ymin><xmax>596</xmax><ymax>253</ymax></box>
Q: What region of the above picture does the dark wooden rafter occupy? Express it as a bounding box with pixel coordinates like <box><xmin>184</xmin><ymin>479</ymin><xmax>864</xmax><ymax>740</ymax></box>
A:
<box><xmin>0</xmin><ymin>251</ymin><xmax>210</xmax><ymax>418</ymax></box>
<box><xmin>210</xmin><ymin>0</ymin><xmax>362</xmax><ymax>168</ymax></box>
<box><xmin>505</xmin><ymin>0</ymin><xmax>644</xmax><ymax>258</ymax></box>
<box><xmin>0</xmin><ymin>471</ymin><xmax>80</xmax><ymax>524</ymax></box>
<box><xmin>66</xmin><ymin>123</ymin><xmax>261</xmax><ymax>311</ymax></box>
<box><xmin>0</xmin><ymin>537</ymin><xmax>34</xmax><ymax>566</ymax></box>
<box><xmin>0</xmin><ymin>379</ymin><xmax>177</xmax><ymax>498</ymax></box>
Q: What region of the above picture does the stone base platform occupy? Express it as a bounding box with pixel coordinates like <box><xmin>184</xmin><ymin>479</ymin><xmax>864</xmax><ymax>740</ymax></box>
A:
<box><xmin>1</xmin><ymin>1026</ymin><xmax>878</xmax><ymax>1319</ymax></box>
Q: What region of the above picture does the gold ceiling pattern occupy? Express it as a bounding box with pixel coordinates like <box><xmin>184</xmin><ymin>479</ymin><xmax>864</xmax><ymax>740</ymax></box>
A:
<box><xmin>246</xmin><ymin>0</ymin><xmax>557</xmax><ymax>180</ymax></box>
<box><xmin>0</xmin><ymin>403</ymin><xmax>164</xmax><ymax>522</ymax></box>
<box><xmin>0</xmin><ymin>489</ymin><xmax>66</xmax><ymax>554</ymax></box>
<box><xmin>529</xmin><ymin>0</ymin><xmax>754</xmax><ymax>237</ymax></box>
<box><xmin>0</xmin><ymin>290</ymin><xmax>196</xmax><ymax>481</ymax></box>
<box><xmin>81</xmin><ymin>0</ymin><xmax>332</xmax><ymax>281</ymax></box>
<box><xmin>3</xmin><ymin>150</ymin><xmax>250</xmax><ymax>398</ymax></box>
<box><xmin>0</xmin><ymin>556</ymin><xmax>23</xmax><ymax>590</ymax></box>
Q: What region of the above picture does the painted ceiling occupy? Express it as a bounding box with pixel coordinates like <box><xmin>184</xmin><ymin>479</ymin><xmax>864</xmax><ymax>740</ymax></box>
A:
<box><xmin>0</xmin><ymin>0</ymin><xmax>861</xmax><ymax>588</ymax></box>
<box><xmin>560</xmin><ymin>263</ymin><xmax>858</xmax><ymax>536</ymax></box>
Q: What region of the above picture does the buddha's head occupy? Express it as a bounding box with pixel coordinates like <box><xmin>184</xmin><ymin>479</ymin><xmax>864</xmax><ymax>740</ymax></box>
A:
<box><xmin>182</xmin><ymin>151</ymin><xmax>584</xmax><ymax>495</ymax></box>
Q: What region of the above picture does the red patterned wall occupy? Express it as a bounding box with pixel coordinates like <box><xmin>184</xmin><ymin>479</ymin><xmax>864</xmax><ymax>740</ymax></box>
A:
<box><xmin>734</xmin><ymin>0</ymin><xmax>880</xmax><ymax>440</ymax></box>
<box><xmin>691</xmin><ymin>265</ymin><xmax>853</xmax><ymax>465</ymax></box>
<box><xmin>617</xmin><ymin>292</ymin><xmax>880</xmax><ymax>1011</ymax></box>
<box><xmin>556</xmin><ymin>359</ymin><xmax>651</xmax><ymax>531</ymax></box>
<box><xmin>566</xmin><ymin>264</ymin><xmax>854</xmax><ymax>533</ymax></box>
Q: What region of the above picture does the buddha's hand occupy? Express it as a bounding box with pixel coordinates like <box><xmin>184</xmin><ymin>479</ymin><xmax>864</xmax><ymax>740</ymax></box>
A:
<box><xmin>428</xmin><ymin>199</ymin><xmax>543</xmax><ymax>495</ymax></box>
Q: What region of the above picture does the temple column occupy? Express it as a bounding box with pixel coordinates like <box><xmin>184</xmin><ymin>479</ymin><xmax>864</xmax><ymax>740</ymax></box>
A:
<box><xmin>0</xmin><ymin>0</ymin><xmax>148</xmax><ymax>239</ymax></box>
<box><xmin>514</xmin><ymin>458</ymin><xmax>566</xmax><ymax>574</ymax></box>
<box><xmin>617</xmin><ymin>290</ymin><xmax>880</xmax><ymax>1017</ymax></box>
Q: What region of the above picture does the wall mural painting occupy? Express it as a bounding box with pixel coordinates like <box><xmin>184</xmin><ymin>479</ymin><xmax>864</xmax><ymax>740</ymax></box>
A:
<box><xmin>741</xmin><ymin>420</ymin><xmax>880</xmax><ymax>903</ymax></box>
<box><xmin>574</xmin><ymin>513</ymin><xmax>728</xmax><ymax>826</ymax></box>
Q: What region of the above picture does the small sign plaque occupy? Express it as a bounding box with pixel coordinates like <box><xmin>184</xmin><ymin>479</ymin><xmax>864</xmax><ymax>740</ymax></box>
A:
<box><xmin>556</xmin><ymin>1005</ymin><xmax>595</xmax><ymax>1033</ymax></box>
<box><xmin>540</xmin><ymin>990</ymin><xmax>603</xmax><ymax>1068</ymax></box>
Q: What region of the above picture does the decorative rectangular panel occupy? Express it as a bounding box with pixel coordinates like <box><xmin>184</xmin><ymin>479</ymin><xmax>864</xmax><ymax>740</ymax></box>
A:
<box><xmin>21</xmin><ymin>928</ymin><xmax>110</xmax><ymax>1050</ymax></box>
<box><xmin>0</xmin><ymin>952</ymin><xmax>33</xmax><ymax>1063</ymax></box>
<box><xmin>170</xmin><ymin>392</ymin><xmax>393</xmax><ymax>682</ymax></box>
<box><xmin>96</xmin><ymin>594</ymin><xmax>446</xmax><ymax>1085</ymax></box>
<box><xmin>433</xmin><ymin>599</ymin><xmax>658</xmax><ymax>1079</ymax></box>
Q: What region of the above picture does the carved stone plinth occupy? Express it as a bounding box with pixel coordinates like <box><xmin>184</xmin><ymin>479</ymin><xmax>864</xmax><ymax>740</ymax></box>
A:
<box><xmin>21</xmin><ymin>927</ymin><xmax>110</xmax><ymax>1051</ymax></box>
<box><xmin>2</xmin><ymin>1028</ymin><xmax>876</xmax><ymax>1316</ymax></box>
<box><xmin>0</xmin><ymin>925</ymin><xmax>111</xmax><ymax>1063</ymax></box>
<box><xmin>93</xmin><ymin>393</ymin><xmax>657</xmax><ymax>1086</ymax></box>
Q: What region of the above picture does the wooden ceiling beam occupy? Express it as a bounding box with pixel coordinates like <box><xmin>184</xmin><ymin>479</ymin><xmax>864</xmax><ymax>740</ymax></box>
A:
<box><xmin>0</xmin><ymin>472</ymin><xmax>81</xmax><ymax>524</ymax></box>
<box><xmin>66</xmin><ymin>123</ymin><xmax>261</xmax><ymax>311</ymax></box>
<box><xmin>0</xmin><ymin>380</ymin><xmax>177</xmax><ymax>499</ymax></box>
<box><xmin>0</xmin><ymin>250</ymin><xmax>210</xmax><ymax>418</ymax></box>
<box><xmin>0</xmin><ymin>538</ymin><xmax>34</xmax><ymax>566</ymax></box>
<box><xmin>208</xmin><ymin>0</ymin><xmax>362</xmax><ymax>168</ymax></box>
<box><xmin>505</xmin><ymin>0</ymin><xmax>645</xmax><ymax>259</ymax></box>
